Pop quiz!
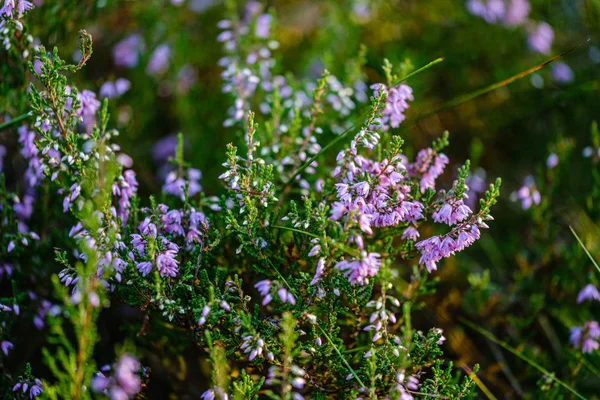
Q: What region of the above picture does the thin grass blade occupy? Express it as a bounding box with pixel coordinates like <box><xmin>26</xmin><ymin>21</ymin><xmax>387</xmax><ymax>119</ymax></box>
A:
<box><xmin>460</xmin><ymin>318</ymin><xmax>587</xmax><ymax>400</ymax></box>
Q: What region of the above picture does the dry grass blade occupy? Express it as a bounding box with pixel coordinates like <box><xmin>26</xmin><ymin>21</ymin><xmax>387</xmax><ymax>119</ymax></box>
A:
<box><xmin>460</xmin><ymin>318</ymin><xmax>588</xmax><ymax>400</ymax></box>
<box><xmin>423</xmin><ymin>39</ymin><xmax>591</xmax><ymax>116</ymax></box>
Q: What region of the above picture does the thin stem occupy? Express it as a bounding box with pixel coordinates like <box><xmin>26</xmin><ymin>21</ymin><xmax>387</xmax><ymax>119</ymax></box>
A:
<box><xmin>272</xmin><ymin>225</ymin><xmax>320</xmax><ymax>239</ymax></box>
<box><xmin>71</xmin><ymin>279</ymin><xmax>97</xmax><ymax>400</ymax></box>
<box><xmin>272</xmin><ymin>224</ymin><xmax>359</xmax><ymax>257</ymax></box>
<box><xmin>0</xmin><ymin>113</ymin><xmax>30</xmax><ymax>131</ymax></box>
<box><xmin>286</xmin><ymin>57</ymin><xmax>444</xmax><ymax>182</ymax></box>
<box><xmin>260</xmin><ymin>254</ymin><xmax>365</xmax><ymax>389</ymax></box>
<box><xmin>460</xmin><ymin>318</ymin><xmax>587</xmax><ymax>400</ymax></box>
<box><xmin>395</xmin><ymin>57</ymin><xmax>444</xmax><ymax>84</ymax></box>
<box><xmin>405</xmin><ymin>390</ymin><xmax>449</xmax><ymax>399</ymax></box>
<box><xmin>48</xmin><ymin>89</ymin><xmax>69</xmax><ymax>141</ymax></box>
<box><xmin>570</xmin><ymin>226</ymin><xmax>600</xmax><ymax>275</ymax></box>
<box><xmin>317</xmin><ymin>325</ymin><xmax>366</xmax><ymax>388</ymax></box>
<box><xmin>423</xmin><ymin>39</ymin><xmax>590</xmax><ymax>116</ymax></box>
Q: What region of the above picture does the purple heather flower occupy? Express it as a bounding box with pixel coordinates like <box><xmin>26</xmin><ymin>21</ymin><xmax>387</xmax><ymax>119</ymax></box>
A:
<box><xmin>551</xmin><ymin>62</ymin><xmax>574</xmax><ymax>84</ymax></box>
<box><xmin>511</xmin><ymin>175</ymin><xmax>540</xmax><ymax>210</ymax></box>
<box><xmin>503</xmin><ymin>0</ymin><xmax>530</xmax><ymax>26</ymax></box>
<box><xmin>255</xmin><ymin>13</ymin><xmax>272</xmax><ymax>38</ymax></box>
<box><xmin>311</xmin><ymin>258</ymin><xmax>326</xmax><ymax>285</ymax></box>
<box><xmin>147</xmin><ymin>44</ymin><xmax>170</xmax><ymax>76</ymax></box>
<box><xmin>571</xmin><ymin>321</ymin><xmax>600</xmax><ymax>353</ymax></box>
<box><xmin>115</xmin><ymin>78</ymin><xmax>131</xmax><ymax>94</ymax></box>
<box><xmin>1</xmin><ymin>340</ymin><xmax>13</xmax><ymax>355</ymax></box>
<box><xmin>277</xmin><ymin>287</ymin><xmax>296</xmax><ymax>305</ymax></box>
<box><xmin>416</xmin><ymin>224</ymin><xmax>482</xmax><ymax>272</ymax></box>
<box><xmin>433</xmin><ymin>200</ymin><xmax>472</xmax><ymax>225</ymax></box>
<box><xmin>163</xmin><ymin>168</ymin><xmax>202</xmax><ymax>200</ymax></box>
<box><xmin>546</xmin><ymin>153</ymin><xmax>559</xmax><ymax>169</ymax></box>
<box><xmin>402</xmin><ymin>226</ymin><xmax>420</xmax><ymax>241</ymax></box>
<box><xmin>62</xmin><ymin>183</ymin><xmax>82</xmax><ymax>212</ymax></box>
<box><xmin>370</xmin><ymin>83</ymin><xmax>413</xmax><ymax>131</ymax></box>
<box><xmin>18</xmin><ymin>125</ymin><xmax>43</xmax><ymax>190</ymax></box>
<box><xmin>0</xmin><ymin>144</ymin><xmax>6</xmax><ymax>173</ymax></box>
<box><xmin>100</xmin><ymin>78</ymin><xmax>131</xmax><ymax>98</ymax></box>
<box><xmin>465</xmin><ymin>168</ymin><xmax>487</xmax><ymax>208</ymax></box>
<box><xmin>12</xmin><ymin>378</ymin><xmax>43</xmax><ymax>398</ymax></box>
<box><xmin>241</xmin><ymin>334</ymin><xmax>265</xmax><ymax>361</ymax></box>
<box><xmin>115</xmin><ymin>354</ymin><xmax>142</xmax><ymax>395</ymax></box>
<box><xmin>433</xmin><ymin>327</ymin><xmax>446</xmax><ymax>345</ymax></box>
<box><xmin>1</xmin><ymin>0</ymin><xmax>33</xmax><ymax>18</ymax></box>
<box><xmin>112</xmin><ymin>170</ymin><xmax>138</xmax><ymax>225</ymax></box>
<box><xmin>391</xmin><ymin>371</ymin><xmax>419</xmax><ymax>398</ymax></box>
<box><xmin>32</xmin><ymin>59</ymin><xmax>43</xmax><ymax>74</ymax></box>
<box><xmin>408</xmin><ymin>149</ymin><xmax>449</xmax><ymax>193</ymax></box>
<box><xmin>577</xmin><ymin>284</ymin><xmax>600</xmax><ymax>304</ymax></box>
<box><xmin>14</xmin><ymin>194</ymin><xmax>34</xmax><ymax>220</ymax></box>
<box><xmin>161</xmin><ymin>209</ymin><xmax>184</xmax><ymax>236</ymax></box>
<box><xmin>255</xmin><ymin>279</ymin><xmax>273</xmax><ymax>305</ymax></box>
<box><xmin>113</xmin><ymin>34</ymin><xmax>144</xmax><ymax>68</ymax></box>
<box><xmin>152</xmin><ymin>134</ymin><xmax>179</xmax><ymax>162</ymax></box>
<box><xmin>136</xmin><ymin>262</ymin><xmax>152</xmax><ymax>276</ymax></box>
<box><xmin>201</xmin><ymin>386</ymin><xmax>229</xmax><ymax>400</ymax></box>
<box><xmin>308</xmin><ymin>244</ymin><xmax>320</xmax><ymax>257</ymax></box>
<box><xmin>92</xmin><ymin>354</ymin><xmax>141</xmax><ymax>399</ymax></box>
<box><xmin>30</xmin><ymin>380</ymin><xmax>43</xmax><ymax>397</ymax></box>
<box><xmin>75</xmin><ymin>89</ymin><xmax>101</xmax><ymax>132</ymax></box>
<box><xmin>100</xmin><ymin>81</ymin><xmax>118</xmax><ymax>99</ymax></box>
<box><xmin>466</xmin><ymin>0</ymin><xmax>506</xmax><ymax>24</ymax></box>
<box><xmin>528</xmin><ymin>22</ymin><xmax>554</xmax><ymax>55</ymax></box>
<box><xmin>335</xmin><ymin>251</ymin><xmax>381</xmax><ymax>286</ymax></box>
<box><xmin>0</xmin><ymin>263</ymin><xmax>13</xmax><ymax>280</ymax></box>
<box><xmin>156</xmin><ymin>241</ymin><xmax>179</xmax><ymax>277</ymax></box>
<box><xmin>91</xmin><ymin>373</ymin><xmax>110</xmax><ymax>392</ymax></box>
<box><xmin>17</xmin><ymin>0</ymin><xmax>33</xmax><ymax>14</ymax></box>
<box><xmin>198</xmin><ymin>305</ymin><xmax>210</xmax><ymax>325</ymax></box>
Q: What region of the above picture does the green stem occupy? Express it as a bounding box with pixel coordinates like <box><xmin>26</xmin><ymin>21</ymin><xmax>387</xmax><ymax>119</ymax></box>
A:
<box><xmin>272</xmin><ymin>224</ymin><xmax>359</xmax><ymax>257</ymax></box>
<box><xmin>272</xmin><ymin>225</ymin><xmax>320</xmax><ymax>239</ymax></box>
<box><xmin>570</xmin><ymin>226</ymin><xmax>600</xmax><ymax>275</ymax></box>
<box><xmin>287</xmin><ymin>57</ymin><xmax>444</xmax><ymax>181</ymax></box>
<box><xmin>0</xmin><ymin>113</ymin><xmax>31</xmax><ymax>130</ymax></box>
<box><xmin>261</xmin><ymin>254</ymin><xmax>366</xmax><ymax>389</ymax></box>
<box><xmin>317</xmin><ymin>325</ymin><xmax>366</xmax><ymax>388</ymax></box>
<box><xmin>394</xmin><ymin>57</ymin><xmax>444</xmax><ymax>84</ymax></box>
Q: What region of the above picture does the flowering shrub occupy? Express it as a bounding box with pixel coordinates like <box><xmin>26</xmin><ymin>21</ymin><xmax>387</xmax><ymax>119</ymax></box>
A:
<box><xmin>1</xmin><ymin>0</ymin><xmax>599</xmax><ymax>399</ymax></box>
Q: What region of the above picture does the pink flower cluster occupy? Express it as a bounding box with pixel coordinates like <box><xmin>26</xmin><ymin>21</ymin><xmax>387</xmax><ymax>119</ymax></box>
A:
<box><xmin>415</xmin><ymin>224</ymin><xmax>482</xmax><ymax>273</ymax></box>
<box><xmin>370</xmin><ymin>83</ymin><xmax>413</xmax><ymax>132</ymax></box>
<box><xmin>407</xmin><ymin>148</ymin><xmax>449</xmax><ymax>193</ymax></box>
<box><xmin>254</xmin><ymin>279</ymin><xmax>296</xmax><ymax>306</ymax></box>
<box><xmin>130</xmin><ymin>205</ymin><xmax>208</xmax><ymax>278</ymax></box>
<box><xmin>432</xmin><ymin>199</ymin><xmax>472</xmax><ymax>225</ymax></box>
<box><xmin>91</xmin><ymin>354</ymin><xmax>142</xmax><ymax>399</ymax></box>
<box><xmin>570</xmin><ymin>321</ymin><xmax>600</xmax><ymax>354</ymax></box>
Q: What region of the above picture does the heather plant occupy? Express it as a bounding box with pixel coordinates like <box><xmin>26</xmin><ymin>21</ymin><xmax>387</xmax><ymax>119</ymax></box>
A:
<box><xmin>1</xmin><ymin>0</ymin><xmax>600</xmax><ymax>399</ymax></box>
